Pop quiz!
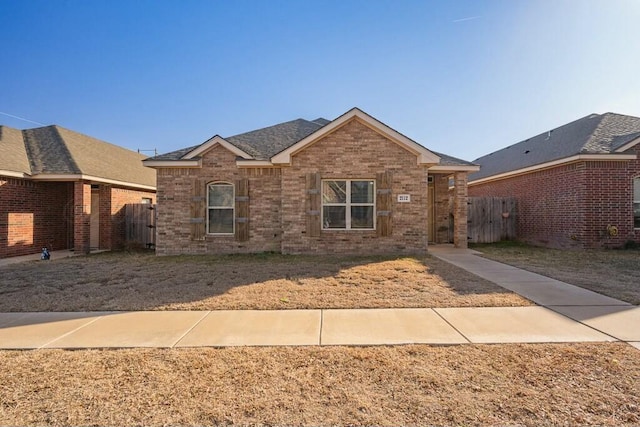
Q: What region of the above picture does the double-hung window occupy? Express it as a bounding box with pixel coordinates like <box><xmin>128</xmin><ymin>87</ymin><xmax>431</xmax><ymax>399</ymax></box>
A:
<box><xmin>322</xmin><ymin>180</ymin><xmax>375</xmax><ymax>230</ymax></box>
<box><xmin>634</xmin><ymin>177</ymin><xmax>640</xmax><ymax>229</ymax></box>
<box><xmin>208</xmin><ymin>182</ymin><xmax>234</xmax><ymax>234</ymax></box>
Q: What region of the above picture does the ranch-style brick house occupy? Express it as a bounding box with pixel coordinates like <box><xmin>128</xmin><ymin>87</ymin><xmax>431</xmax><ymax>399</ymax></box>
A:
<box><xmin>0</xmin><ymin>125</ymin><xmax>156</xmax><ymax>258</ymax></box>
<box><xmin>144</xmin><ymin>108</ymin><xmax>478</xmax><ymax>255</ymax></box>
<box><xmin>469</xmin><ymin>112</ymin><xmax>640</xmax><ymax>249</ymax></box>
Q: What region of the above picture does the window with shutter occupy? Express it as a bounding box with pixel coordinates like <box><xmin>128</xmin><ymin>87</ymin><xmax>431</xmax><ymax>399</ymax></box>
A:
<box><xmin>207</xmin><ymin>182</ymin><xmax>234</xmax><ymax>235</ymax></box>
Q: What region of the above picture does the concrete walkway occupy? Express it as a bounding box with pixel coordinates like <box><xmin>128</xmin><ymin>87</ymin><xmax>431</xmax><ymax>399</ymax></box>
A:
<box><xmin>0</xmin><ymin>246</ymin><xmax>638</xmax><ymax>350</ymax></box>
<box><xmin>429</xmin><ymin>245</ymin><xmax>640</xmax><ymax>350</ymax></box>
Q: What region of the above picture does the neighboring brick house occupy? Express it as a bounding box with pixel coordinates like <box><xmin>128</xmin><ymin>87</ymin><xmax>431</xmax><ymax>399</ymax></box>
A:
<box><xmin>144</xmin><ymin>108</ymin><xmax>478</xmax><ymax>255</ymax></box>
<box><xmin>0</xmin><ymin>125</ymin><xmax>156</xmax><ymax>258</ymax></box>
<box><xmin>468</xmin><ymin>113</ymin><xmax>640</xmax><ymax>249</ymax></box>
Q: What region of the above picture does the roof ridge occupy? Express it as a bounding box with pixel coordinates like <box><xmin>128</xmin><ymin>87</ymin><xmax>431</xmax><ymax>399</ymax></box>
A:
<box><xmin>226</xmin><ymin>117</ymin><xmax>316</xmax><ymax>139</ymax></box>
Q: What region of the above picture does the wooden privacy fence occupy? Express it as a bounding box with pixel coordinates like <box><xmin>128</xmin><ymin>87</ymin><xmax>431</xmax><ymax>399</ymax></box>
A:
<box><xmin>467</xmin><ymin>197</ymin><xmax>517</xmax><ymax>243</ymax></box>
<box><xmin>125</xmin><ymin>203</ymin><xmax>156</xmax><ymax>248</ymax></box>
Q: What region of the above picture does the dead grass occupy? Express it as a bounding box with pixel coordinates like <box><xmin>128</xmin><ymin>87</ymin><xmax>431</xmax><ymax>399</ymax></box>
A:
<box><xmin>0</xmin><ymin>251</ymin><xmax>530</xmax><ymax>311</ymax></box>
<box><xmin>0</xmin><ymin>343</ymin><xmax>638</xmax><ymax>426</ymax></box>
<box><xmin>472</xmin><ymin>243</ymin><xmax>640</xmax><ymax>305</ymax></box>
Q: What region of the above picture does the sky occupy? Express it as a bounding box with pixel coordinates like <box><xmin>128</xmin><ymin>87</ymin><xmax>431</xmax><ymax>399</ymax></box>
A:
<box><xmin>1</xmin><ymin>0</ymin><xmax>639</xmax><ymax>161</ymax></box>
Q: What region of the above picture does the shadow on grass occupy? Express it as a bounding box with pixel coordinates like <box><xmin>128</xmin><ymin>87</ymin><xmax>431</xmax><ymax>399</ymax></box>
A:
<box><xmin>0</xmin><ymin>250</ymin><xmax>527</xmax><ymax>313</ymax></box>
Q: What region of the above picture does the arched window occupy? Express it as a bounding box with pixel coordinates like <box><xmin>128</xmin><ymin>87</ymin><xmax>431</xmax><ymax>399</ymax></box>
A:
<box><xmin>207</xmin><ymin>182</ymin><xmax>234</xmax><ymax>234</ymax></box>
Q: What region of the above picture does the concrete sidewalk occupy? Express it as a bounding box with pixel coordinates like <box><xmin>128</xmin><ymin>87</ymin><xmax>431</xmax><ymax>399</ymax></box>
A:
<box><xmin>0</xmin><ymin>245</ymin><xmax>637</xmax><ymax>350</ymax></box>
<box><xmin>0</xmin><ymin>306</ymin><xmax>621</xmax><ymax>349</ymax></box>
<box><xmin>429</xmin><ymin>245</ymin><xmax>640</xmax><ymax>350</ymax></box>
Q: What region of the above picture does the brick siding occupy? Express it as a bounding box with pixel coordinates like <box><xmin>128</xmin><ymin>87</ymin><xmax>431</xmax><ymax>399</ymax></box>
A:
<box><xmin>155</xmin><ymin>145</ymin><xmax>282</xmax><ymax>256</ymax></box>
<box><xmin>468</xmin><ymin>145</ymin><xmax>640</xmax><ymax>249</ymax></box>
<box><xmin>0</xmin><ymin>176</ymin><xmax>155</xmax><ymax>258</ymax></box>
<box><xmin>0</xmin><ymin>178</ymin><xmax>73</xmax><ymax>258</ymax></box>
<box><xmin>281</xmin><ymin>119</ymin><xmax>429</xmax><ymax>254</ymax></box>
<box><xmin>152</xmin><ymin>119</ymin><xmax>472</xmax><ymax>256</ymax></box>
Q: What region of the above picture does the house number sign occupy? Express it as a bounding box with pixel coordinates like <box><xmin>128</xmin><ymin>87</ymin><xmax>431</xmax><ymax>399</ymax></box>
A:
<box><xmin>397</xmin><ymin>194</ymin><xmax>411</xmax><ymax>203</ymax></box>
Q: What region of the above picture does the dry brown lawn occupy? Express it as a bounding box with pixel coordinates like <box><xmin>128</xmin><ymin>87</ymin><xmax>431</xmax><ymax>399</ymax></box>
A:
<box><xmin>1</xmin><ymin>343</ymin><xmax>639</xmax><ymax>426</ymax></box>
<box><xmin>472</xmin><ymin>243</ymin><xmax>640</xmax><ymax>305</ymax></box>
<box><xmin>0</xmin><ymin>251</ymin><xmax>530</xmax><ymax>311</ymax></box>
<box><xmin>2</xmin><ymin>250</ymin><xmax>639</xmax><ymax>426</ymax></box>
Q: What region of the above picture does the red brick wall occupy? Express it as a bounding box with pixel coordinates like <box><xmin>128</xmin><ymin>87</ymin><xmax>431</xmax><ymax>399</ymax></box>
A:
<box><xmin>0</xmin><ymin>177</ymin><xmax>73</xmax><ymax>258</ymax></box>
<box><xmin>0</xmin><ymin>177</ymin><xmax>156</xmax><ymax>258</ymax></box>
<box><xmin>469</xmin><ymin>145</ymin><xmax>640</xmax><ymax>248</ymax></box>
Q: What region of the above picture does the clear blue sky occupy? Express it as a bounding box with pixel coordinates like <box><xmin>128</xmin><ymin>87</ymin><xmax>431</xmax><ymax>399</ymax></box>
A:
<box><xmin>1</xmin><ymin>0</ymin><xmax>639</xmax><ymax>161</ymax></box>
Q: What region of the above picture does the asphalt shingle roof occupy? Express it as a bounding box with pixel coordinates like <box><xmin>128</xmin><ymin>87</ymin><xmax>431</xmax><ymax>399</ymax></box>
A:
<box><xmin>0</xmin><ymin>126</ymin><xmax>31</xmax><ymax>175</ymax></box>
<box><xmin>149</xmin><ymin>114</ymin><xmax>476</xmax><ymax>168</ymax></box>
<box><xmin>226</xmin><ymin>118</ymin><xmax>326</xmax><ymax>160</ymax></box>
<box><xmin>470</xmin><ymin>113</ymin><xmax>640</xmax><ymax>181</ymax></box>
<box><xmin>0</xmin><ymin>124</ymin><xmax>156</xmax><ymax>188</ymax></box>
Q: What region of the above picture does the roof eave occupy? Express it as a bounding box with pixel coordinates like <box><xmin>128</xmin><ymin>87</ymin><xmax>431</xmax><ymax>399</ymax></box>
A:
<box><xmin>0</xmin><ymin>169</ymin><xmax>30</xmax><ymax>179</ymax></box>
<box><xmin>143</xmin><ymin>159</ymin><xmax>203</xmax><ymax>168</ymax></box>
<box><xmin>614</xmin><ymin>135</ymin><xmax>640</xmax><ymax>153</ymax></box>
<box><xmin>29</xmin><ymin>173</ymin><xmax>156</xmax><ymax>191</ymax></box>
<box><xmin>429</xmin><ymin>165</ymin><xmax>481</xmax><ymax>172</ymax></box>
<box><xmin>236</xmin><ymin>160</ymin><xmax>277</xmax><ymax>168</ymax></box>
<box><xmin>469</xmin><ymin>153</ymin><xmax>636</xmax><ymax>186</ymax></box>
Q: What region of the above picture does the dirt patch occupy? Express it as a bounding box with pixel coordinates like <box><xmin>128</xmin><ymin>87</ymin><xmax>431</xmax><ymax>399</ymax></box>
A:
<box><xmin>0</xmin><ymin>252</ymin><xmax>530</xmax><ymax>311</ymax></box>
<box><xmin>472</xmin><ymin>243</ymin><xmax>640</xmax><ymax>304</ymax></box>
<box><xmin>0</xmin><ymin>343</ymin><xmax>638</xmax><ymax>426</ymax></box>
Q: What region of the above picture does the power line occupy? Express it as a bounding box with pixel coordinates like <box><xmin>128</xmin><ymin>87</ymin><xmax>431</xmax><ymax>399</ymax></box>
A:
<box><xmin>0</xmin><ymin>111</ymin><xmax>46</xmax><ymax>126</ymax></box>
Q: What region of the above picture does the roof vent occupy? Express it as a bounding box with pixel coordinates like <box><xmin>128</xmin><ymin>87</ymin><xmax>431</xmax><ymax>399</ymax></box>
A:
<box><xmin>524</xmin><ymin>150</ymin><xmax>530</xmax><ymax>154</ymax></box>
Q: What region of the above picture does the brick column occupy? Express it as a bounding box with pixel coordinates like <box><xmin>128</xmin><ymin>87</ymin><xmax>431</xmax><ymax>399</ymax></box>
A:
<box><xmin>100</xmin><ymin>185</ymin><xmax>112</xmax><ymax>250</ymax></box>
<box><xmin>453</xmin><ymin>172</ymin><xmax>468</xmax><ymax>248</ymax></box>
<box><xmin>73</xmin><ymin>181</ymin><xmax>91</xmax><ymax>254</ymax></box>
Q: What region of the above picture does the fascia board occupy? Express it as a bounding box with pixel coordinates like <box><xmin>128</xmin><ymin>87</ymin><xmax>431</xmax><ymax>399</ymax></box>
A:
<box><xmin>614</xmin><ymin>136</ymin><xmax>640</xmax><ymax>153</ymax></box>
<box><xmin>271</xmin><ymin>107</ymin><xmax>441</xmax><ymax>165</ymax></box>
<box><xmin>429</xmin><ymin>165</ymin><xmax>481</xmax><ymax>172</ymax></box>
<box><xmin>143</xmin><ymin>159</ymin><xmax>202</xmax><ymax>168</ymax></box>
<box><xmin>469</xmin><ymin>154</ymin><xmax>636</xmax><ymax>186</ymax></box>
<box><xmin>0</xmin><ymin>169</ymin><xmax>29</xmax><ymax>179</ymax></box>
<box><xmin>30</xmin><ymin>174</ymin><xmax>156</xmax><ymax>191</ymax></box>
<box><xmin>236</xmin><ymin>160</ymin><xmax>277</xmax><ymax>168</ymax></box>
<box><xmin>182</xmin><ymin>135</ymin><xmax>253</xmax><ymax>160</ymax></box>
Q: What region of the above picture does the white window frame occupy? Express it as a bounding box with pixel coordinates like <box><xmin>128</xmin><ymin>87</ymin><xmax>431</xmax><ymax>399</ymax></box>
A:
<box><xmin>321</xmin><ymin>179</ymin><xmax>375</xmax><ymax>230</ymax></box>
<box><xmin>207</xmin><ymin>181</ymin><xmax>234</xmax><ymax>235</ymax></box>
<box><xmin>634</xmin><ymin>177</ymin><xmax>640</xmax><ymax>229</ymax></box>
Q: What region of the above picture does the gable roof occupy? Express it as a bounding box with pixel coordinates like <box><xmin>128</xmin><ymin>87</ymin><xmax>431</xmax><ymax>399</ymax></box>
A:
<box><xmin>469</xmin><ymin>113</ymin><xmax>640</xmax><ymax>182</ymax></box>
<box><xmin>145</xmin><ymin>107</ymin><xmax>477</xmax><ymax>171</ymax></box>
<box><xmin>151</xmin><ymin>118</ymin><xmax>327</xmax><ymax>162</ymax></box>
<box><xmin>0</xmin><ymin>124</ymin><xmax>156</xmax><ymax>189</ymax></box>
<box><xmin>271</xmin><ymin>108</ymin><xmax>441</xmax><ymax>165</ymax></box>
